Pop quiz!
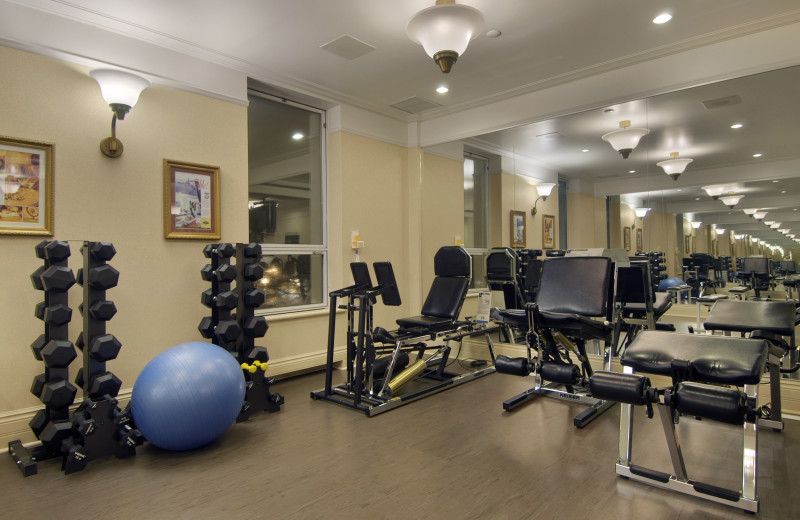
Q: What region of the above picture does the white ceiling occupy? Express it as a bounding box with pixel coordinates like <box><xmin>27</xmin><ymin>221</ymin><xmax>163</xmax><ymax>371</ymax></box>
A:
<box><xmin>4</xmin><ymin>0</ymin><xmax>800</xmax><ymax>248</ymax></box>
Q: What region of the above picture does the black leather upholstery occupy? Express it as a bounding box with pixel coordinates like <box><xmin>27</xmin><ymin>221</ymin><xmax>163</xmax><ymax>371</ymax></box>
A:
<box><xmin>537</xmin><ymin>257</ymin><xmax>611</xmax><ymax>316</ymax></box>
<box><xmin>674</xmin><ymin>382</ymin><xmax>747</xmax><ymax>425</ymax></box>
<box><xmin>624</xmin><ymin>292</ymin><xmax>672</xmax><ymax>317</ymax></box>
<box><xmin>621</xmin><ymin>330</ymin><xmax>767</xmax><ymax>385</ymax></box>
<box><xmin>395</xmin><ymin>246</ymin><xmax>470</xmax><ymax>332</ymax></box>
<box><xmin>589</xmin><ymin>371</ymin><xmax>650</xmax><ymax>405</ymax></box>
<box><xmin>704</xmin><ymin>299</ymin><xmax>795</xmax><ymax>336</ymax></box>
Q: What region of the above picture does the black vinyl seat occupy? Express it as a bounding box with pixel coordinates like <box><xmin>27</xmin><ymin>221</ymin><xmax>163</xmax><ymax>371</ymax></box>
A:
<box><xmin>396</xmin><ymin>246</ymin><xmax>471</xmax><ymax>333</ymax></box>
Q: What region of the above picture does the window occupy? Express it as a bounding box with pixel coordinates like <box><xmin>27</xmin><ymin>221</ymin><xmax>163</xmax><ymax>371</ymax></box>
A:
<box><xmin>247</xmin><ymin>91</ymin><xmax>327</xmax><ymax>312</ymax></box>
<box><xmin>463</xmin><ymin>154</ymin><xmax>490</xmax><ymax>290</ymax></box>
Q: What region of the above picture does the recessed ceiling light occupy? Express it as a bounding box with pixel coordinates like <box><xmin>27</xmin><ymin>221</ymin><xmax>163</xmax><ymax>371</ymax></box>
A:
<box><xmin>753</xmin><ymin>153</ymin><xmax>763</xmax><ymax>158</ymax></box>
<box><xmin>292</xmin><ymin>132</ymin><xmax>304</xmax><ymax>140</ymax></box>
<box><xmin>781</xmin><ymin>190</ymin><xmax>787</xmax><ymax>194</ymax></box>
<box><xmin>581</xmin><ymin>149</ymin><xmax>590</xmax><ymax>153</ymax></box>
<box><xmin>730</xmin><ymin>123</ymin><xmax>743</xmax><ymax>129</ymax></box>
<box><xmin>486</xmin><ymin>29</ymin><xmax>502</xmax><ymax>38</ymax></box>
<box><xmin>604</xmin><ymin>108</ymin><xmax>614</xmax><ymax>113</ymax></box>
<box><xmin>676</xmin><ymin>189</ymin><xmax>682</xmax><ymax>192</ymax></box>
<box><xmin>695</xmin><ymin>197</ymin><xmax>701</xmax><ymax>201</ymax></box>
<box><xmin>653</xmin><ymin>13</ymin><xmax>672</xmax><ymax>24</ymax></box>
<box><xmin>436</xmin><ymin>85</ymin><xmax>449</xmax><ymax>94</ymax></box>
<box><xmin>772</xmin><ymin>180</ymin><xmax>779</xmax><ymax>183</ymax></box>
<box><xmin>629</xmin><ymin>170</ymin><xmax>636</xmax><ymax>173</ymax></box>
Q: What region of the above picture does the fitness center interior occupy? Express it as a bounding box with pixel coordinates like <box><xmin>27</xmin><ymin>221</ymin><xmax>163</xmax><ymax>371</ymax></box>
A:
<box><xmin>1</xmin><ymin>1</ymin><xmax>799</xmax><ymax>518</ymax></box>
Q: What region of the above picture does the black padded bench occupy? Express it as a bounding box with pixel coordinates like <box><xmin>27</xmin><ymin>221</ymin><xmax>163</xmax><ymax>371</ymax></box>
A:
<box><xmin>590</xmin><ymin>330</ymin><xmax>768</xmax><ymax>513</ymax></box>
<box><xmin>703</xmin><ymin>299</ymin><xmax>797</xmax><ymax>430</ymax></box>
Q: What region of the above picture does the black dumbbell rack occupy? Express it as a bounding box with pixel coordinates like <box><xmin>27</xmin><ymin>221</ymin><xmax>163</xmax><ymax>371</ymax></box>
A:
<box><xmin>8</xmin><ymin>240</ymin><xmax>142</xmax><ymax>477</ymax></box>
<box><xmin>198</xmin><ymin>242</ymin><xmax>283</xmax><ymax>422</ymax></box>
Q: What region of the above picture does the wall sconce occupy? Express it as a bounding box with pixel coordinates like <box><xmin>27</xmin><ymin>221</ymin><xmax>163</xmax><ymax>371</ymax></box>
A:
<box><xmin>407</xmin><ymin>0</ymin><xmax>484</xmax><ymax>73</ymax></box>
<box><xmin>690</xmin><ymin>221</ymin><xmax>702</xmax><ymax>229</ymax></box>
<box><xmin>91</xmin><ymin>69</ymin><xmax>151</xmax><ymax>158</ymax></box>
<box><xmin>715</xmin><ymin>227</ymin><xmax>725</xmax><ymax>235</ymax></box>
<box><xmin>601</xmin><ymin>120</ymin><xmax>650</xmax><ymax>159</ymax></box>
<box><xmin>734</xmin><ymin>234</ymin><xmax>746</xmax><ymax>240</ymax></box>
<box><xmin>531</xmin><ymin>183</ymin><xmax>556</xmax><ymax>216</ymax></box>
<box><xmin>718</xmin><ymin>192</ymin><xmax>743</xmax><ymax>208</ymax></box>
<box><xmin>634</xmin><ymin>207</ymin><xmax>651</xmax><ymax>218</ymax></box>
<box><xmin>657</xmin><ymin>152</ymin><xmax>693</xmax><ymax>180</ymax></box>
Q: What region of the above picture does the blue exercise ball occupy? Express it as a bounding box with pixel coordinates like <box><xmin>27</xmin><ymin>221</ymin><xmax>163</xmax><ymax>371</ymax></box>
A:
<box><xmin>658</xmin><ymin>276</ymin><xmax>686</xmax><ymax>292</ymax></box>
<box><xmin>131</xmin><ymin>341</ymin><xmax>246</xmax><ymax>451</ymax></box>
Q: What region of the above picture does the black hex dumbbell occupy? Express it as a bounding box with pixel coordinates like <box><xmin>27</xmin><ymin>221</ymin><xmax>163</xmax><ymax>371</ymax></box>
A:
<box><xmin>29</xmin><ymin>409</ymin><xmax>48</xmax><ymax>438</ymax></box>
<box><xmin>216</xmin><ymin>290</ymin><xmax>238</xmax><ymax>310</ymax></box>
<box><xmin>30</xmin><ymin>266</ymin><xmax>46</xmax><ymax>291</ymax></box>
<box><xmin>39</xmin><ymin>420</ymin><xmax>73</xmax><ymax>453</ymax></box>
<box><xmin>34</xmin><ymin>240</ymin><xmax>49</xmax><ymax>259</ymax></box>
<box><xmin>40</xmin><ymin>265</ymin><xmax>76</xmax><ymax>292</ymax></box>
<box><xmin>31</xmin><ymin>373</ymin><xmax>46</xmax><ymax>399</ymax></box>
<box><xmin>202</xmin><ymin>244</ymin><xmax>216</xmax><ymax>258</ymax></box>
<box><xmin>243</xmin><ymin>288</ymin><xmax>266</xmax><ymax>307</ymax></box>
<box><xmin>41</xmin><ymin>379</ymin><xmax>77</xmax><ymax>409</ymax></box>
<box><xmin>243</xmin><ymin>316</ymin><xmax>269</xmax><ymax>338</ymax></box>
<box><xmin>215</xmin><ymin>320</ymin><xmax>242</xmax><ymax>343</ymax></box>
<box><xmin>216</xmin><ymin>243</ymin><xmax>236</xmax><ymax>258</ymax></box>
<box><xmin>34</xmin><ymin>301</ymin><xmax>47</xmax><ymax>321</ymax></box>
<box><xmin>89</xmin><ymin>334</ymin><xmax>122</xmax><ymax>362</ymax></box>
<box><xmin>89</xmin><ymin>242</ymin><xmax>116</xmax><ymax>261</ymax></box>
<box><xmin>215</xmin><ymin>263</ymin><xmax>237</xmax><ymax>282</ymax></box>
<box><xmin>243</xmin><ymin>243</ymin><xmax>262</xmax><ymax>258</ymax></box>
<box><xmin>200</xmin><ymin>264</ymin><xmax>214</xmax><ymax>281</ymax></box>
<box><xmin>31</xmin><ymin>334</ymin><xmax>47</xmax><ymax>360</ymax></box>
<box><xmin>89</xmin><ymin>300</ymin><xmax>117</xmax><ymax>321</ymax></box>
<box><xmin>74</xmin><ymin>367</ymin><xmax>85</xmax><ymax>388</ymax></box>
<box><xmin>88</xmin><ymin>265</ymin><xmax>119</xmax><ymax>290</ymax></box>
<box><xmin>44</xmin><ymin>240</ymin><xmax>71</xmax><ymax>262</ymax></box>
<box><xmin>243</xmin><ymin>263</ymin><xmax>264</xmax><ymax>281</ymax></box>
<box><xmin>44</xmin><ymin>304</ymin><xmax>72</xmax><ymax>326</ymax></box>
<box><xmin>244</xmin><ymin>346</ymin><xmax>269</xmax><ymax>364</ymax></box>
<box><xmin>41</xmin><ymin>340</ymin><xmax>77</xmax><ymax>368</ymax></box>
<box><xmin>198</xmin><ymin>317</ymin><xmax>215</xmax><ymax>338</ymax></box>
<box><xmin>89</xmin><ymin>372</ymin><xmax>122</xmax><ymax>397</ymax></box>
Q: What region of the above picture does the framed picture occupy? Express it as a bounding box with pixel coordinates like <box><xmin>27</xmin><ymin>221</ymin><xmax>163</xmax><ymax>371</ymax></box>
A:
<box><xmin>163</xmin><ymin>159</ymin><xmax>220</xmax><ymax>239</ymax></box>
<box><xmin>542</xmin><ymin>214</ymin><xmax>555</xmax><ymax>249</ymax></box>
<box><xmin>624</xmin><ymin>226</ymin><xmax>631</xmax><ymax>251</ymax></box>
<box><xmin>691</xmin><ymin>236</ymin><xmax>696</xmax><ymax>254</ymax></box>
<box><xmin>0</xmin><ymin>136</ymin><xmax>54</xmax><ymax>236</ymax></box>
<box><xmin>510</xmin><ymin>210</ymin><xmax>526</xmax><ymax>248</ymax></box>
<box><xmin>684</xmin><ymin>235</ymin><xmax>691</xmax><ymax>254</ymax></box>
<box><xmin>636</xmin><ymin>228</ymin><xmax>643</xmax><ymax>252</ymax></box>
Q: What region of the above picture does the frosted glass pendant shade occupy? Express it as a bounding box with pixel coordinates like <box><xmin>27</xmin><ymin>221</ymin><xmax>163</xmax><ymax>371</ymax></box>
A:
<box><xmin>407</xmin><ymin>1</ymin><xmax>484</xmax><ymax>73</ymax></box>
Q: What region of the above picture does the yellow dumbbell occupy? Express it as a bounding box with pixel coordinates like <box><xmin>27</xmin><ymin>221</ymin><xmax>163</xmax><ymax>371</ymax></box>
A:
<box><xmin>240</xmin><ymin>363</ymin><xmax>258</xmax><ymax>374</ymax></box>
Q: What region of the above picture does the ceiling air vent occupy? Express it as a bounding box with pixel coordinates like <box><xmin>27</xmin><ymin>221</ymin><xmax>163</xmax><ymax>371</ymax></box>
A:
<box><xmin>390</xmin><ymin>97</ymin><xmax>442</xmax><ymax>114</ymax></box>
<box><xmin>320</xmin><ymin>35</ymin><xmax>376</xmax><ymax>60</ymax></box>
<box><xmin>702</xmin><ymin>95</ymin><xmax>742</xmax><ymax>110</ymax></box>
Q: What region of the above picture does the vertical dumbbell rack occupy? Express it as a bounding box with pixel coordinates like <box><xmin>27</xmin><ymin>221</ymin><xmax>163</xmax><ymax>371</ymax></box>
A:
<box><xmin>8</xmin><ymin>240</ymin><xmax>141</xmax><ymax>477</ymax></box>
<box><xmin>198</xmin><ymin>242</ymin><xmax>283</xmax><ymax>422</ymax></box>
<box><xmin>66</xmin><ymin>241</ymin><xmax>141</xmax><ymax>474</ymax></box>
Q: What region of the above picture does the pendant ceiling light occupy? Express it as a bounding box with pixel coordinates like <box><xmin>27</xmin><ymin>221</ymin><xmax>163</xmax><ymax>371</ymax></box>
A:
<box><xmin>719</xmin><ymin>192</ymin><xmax>744</xmax><ymax>208</ymax></box>
<box><xmin>752</xmin><ymin>211</ymin><xmax>767</xmax><ymax>221</ymax></box>
<box><xmin>657</xmin><ymin>152</ymin><xmax>693</xmax><ymax>180</ymax></box>
<box><xmin>742</xmin><ymin>208</ymin><xmax>758</xmax><ymax>216</ymax></box>
<box><xmin>601</xmin><ymin>120</ymin><xmax>650</xmax><ymax>159</ymax></box>
<box><xmin>701</xmin><ymin>185</ymin><xmax>726</xmax><ymax>199</ymax></box>
<box><xmin>407</xmin><ymin>0</ymin><xmax>484</xmax><ymax>74</ymax></box>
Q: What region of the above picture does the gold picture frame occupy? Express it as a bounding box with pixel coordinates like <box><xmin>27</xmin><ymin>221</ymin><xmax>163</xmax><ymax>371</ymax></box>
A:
<box><xmin>542</xmin><ymin>214</ymin><xmax>555</xmax><ymax>249</ymax></box>
<box><xmin>0</xmin><ymin>136</ymin><xmax>54</xmax><ymax>236</ymax></box>
<box><xmin>624</xmin><ymin>226</ymin><xmax>631</xmax><ymax>251</ymax></box>
<box><xmin>163</xmin><ymin>159</ymin><xmax>220</xmax><ymax>239</ymax></box>
<box><xmin>510</xmin><ymin>210</ymin><xmax>526</xmax><ymax>248</ymax></box>
<box><xmin>636</xmin><ymin>228</ymin><xmax>643</xmax><ymax>252</ymax></box>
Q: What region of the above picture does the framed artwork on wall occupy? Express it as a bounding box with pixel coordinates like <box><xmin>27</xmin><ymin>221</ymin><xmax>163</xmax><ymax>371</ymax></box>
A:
<box><xmin>0</xmin><ymin>136</ymin><xmax>54</xmax><ymax>236</ymax></box>
<box><xmin>510</xmin><ymin>210</ymin><xmax>526</xmax><ymax>248</ymax></box>
<box><xmin>636</xmin><ymin>228</ymin><xmax>643</xmax><ymax>252</ymax></box>
<box><xmin>624</xmin><ymin>226</ymin><xmax>631</xmax><ymax>251</ymax></box>
<box><xmin>685</xmin><ymin>235</ymin><xmax>691</xmax><ymax>254</ymax></box>
<box><xmin>691</xmin><ymin>236</ymin><xmax>696</xmax><ymax>254</ymax></box>
<box><xmin>163</xmin><ymin>159</ymin><xmax>220</xmax><ymax>239</ymax></box>
<box><xmin>542</xmin><ymin>214</ymin><xmax>555</xmax><ymax>249</ymax></box>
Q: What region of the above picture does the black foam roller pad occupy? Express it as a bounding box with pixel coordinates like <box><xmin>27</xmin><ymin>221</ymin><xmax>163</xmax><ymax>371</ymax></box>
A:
<box><xmin>674</xmin><ymin>382</ymin><xmax>747</xmax><ymax>425</ymax></box>
<box><xmin>541</xmin><ymin>362</ymin><xmax>580</xmax><ymax>385</ymax></box>
<box><xmin>495</xmin><ymin>355</ymin><xmax>530</xmax><ymax>377</ymax></box>
<box><xmin>589</xmin><ymin>371</ymin><xmax>650</xmax><ymax>405</ymax></box>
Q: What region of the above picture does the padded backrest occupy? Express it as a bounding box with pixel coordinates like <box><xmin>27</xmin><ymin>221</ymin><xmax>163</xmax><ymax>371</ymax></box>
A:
<box><xmin>615</xmin><ymin>262</ymin><xmax>651</xmax><ymax>304</ymax></box>
<box><xmin>434</xmin><ymin>246</ymin><xmax>471</xmax><ymax>277</ymax></box>
<box><xmin>421</xmin><ymin>277</ymin><xmax>470</xmax><ymax>319</ymax></box>
<box><xmin>742</xmin><ymin>257</ymin><xmax>769</xmax><ymax>275</ymax></box>
<box><xmin>537</xmin><ymin>257</ymin><xmax>612</xmax><ymax>316</ymax></box>
<box><xmin>420</xmin><ymin>246</ymin><xmax>471</xmax><ymax>319</ymax></box>
<box><xmin>350</xmin><ymin>262</ymin><xmax>372</xmax><ymax>289</ymax></box>
<box><xmin>486</xmin><ymin>248</ymin><xmax>516</xmax><ymax>282</ymax></box>
<box><xmin>373</xmin><ymin>261</ymin><xmax>402</xmax><ymax>306</ymax></box>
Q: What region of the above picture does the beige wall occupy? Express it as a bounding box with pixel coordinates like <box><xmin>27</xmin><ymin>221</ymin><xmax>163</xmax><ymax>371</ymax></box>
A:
<box><xmin>566</xmin><ymin>192</ymin><xmax>606</xmax><ymax>249</ymax></box>
<box><xmin>493</xmin><ymin>172</ymin><xmax>559</xmax><ymax>251</ymax></box>
<box><xmin>0</xmin><ymin>47</ymin><xmax>248</xmax><ymax>422</ymax></box>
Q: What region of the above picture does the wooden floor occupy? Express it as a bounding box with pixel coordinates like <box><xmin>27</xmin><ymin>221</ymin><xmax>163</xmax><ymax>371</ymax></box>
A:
<box><xmin>2</xmin><ymin>369</ymin><xmax>799</xmax><ymax>520</ymax></box>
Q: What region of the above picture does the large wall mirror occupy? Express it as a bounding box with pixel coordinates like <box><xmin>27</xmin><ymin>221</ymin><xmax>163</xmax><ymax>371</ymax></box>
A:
<box><xmin>439</xmin><ymin>65</ymin><xmax>800</xmax><ymax>275</ymax></box>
